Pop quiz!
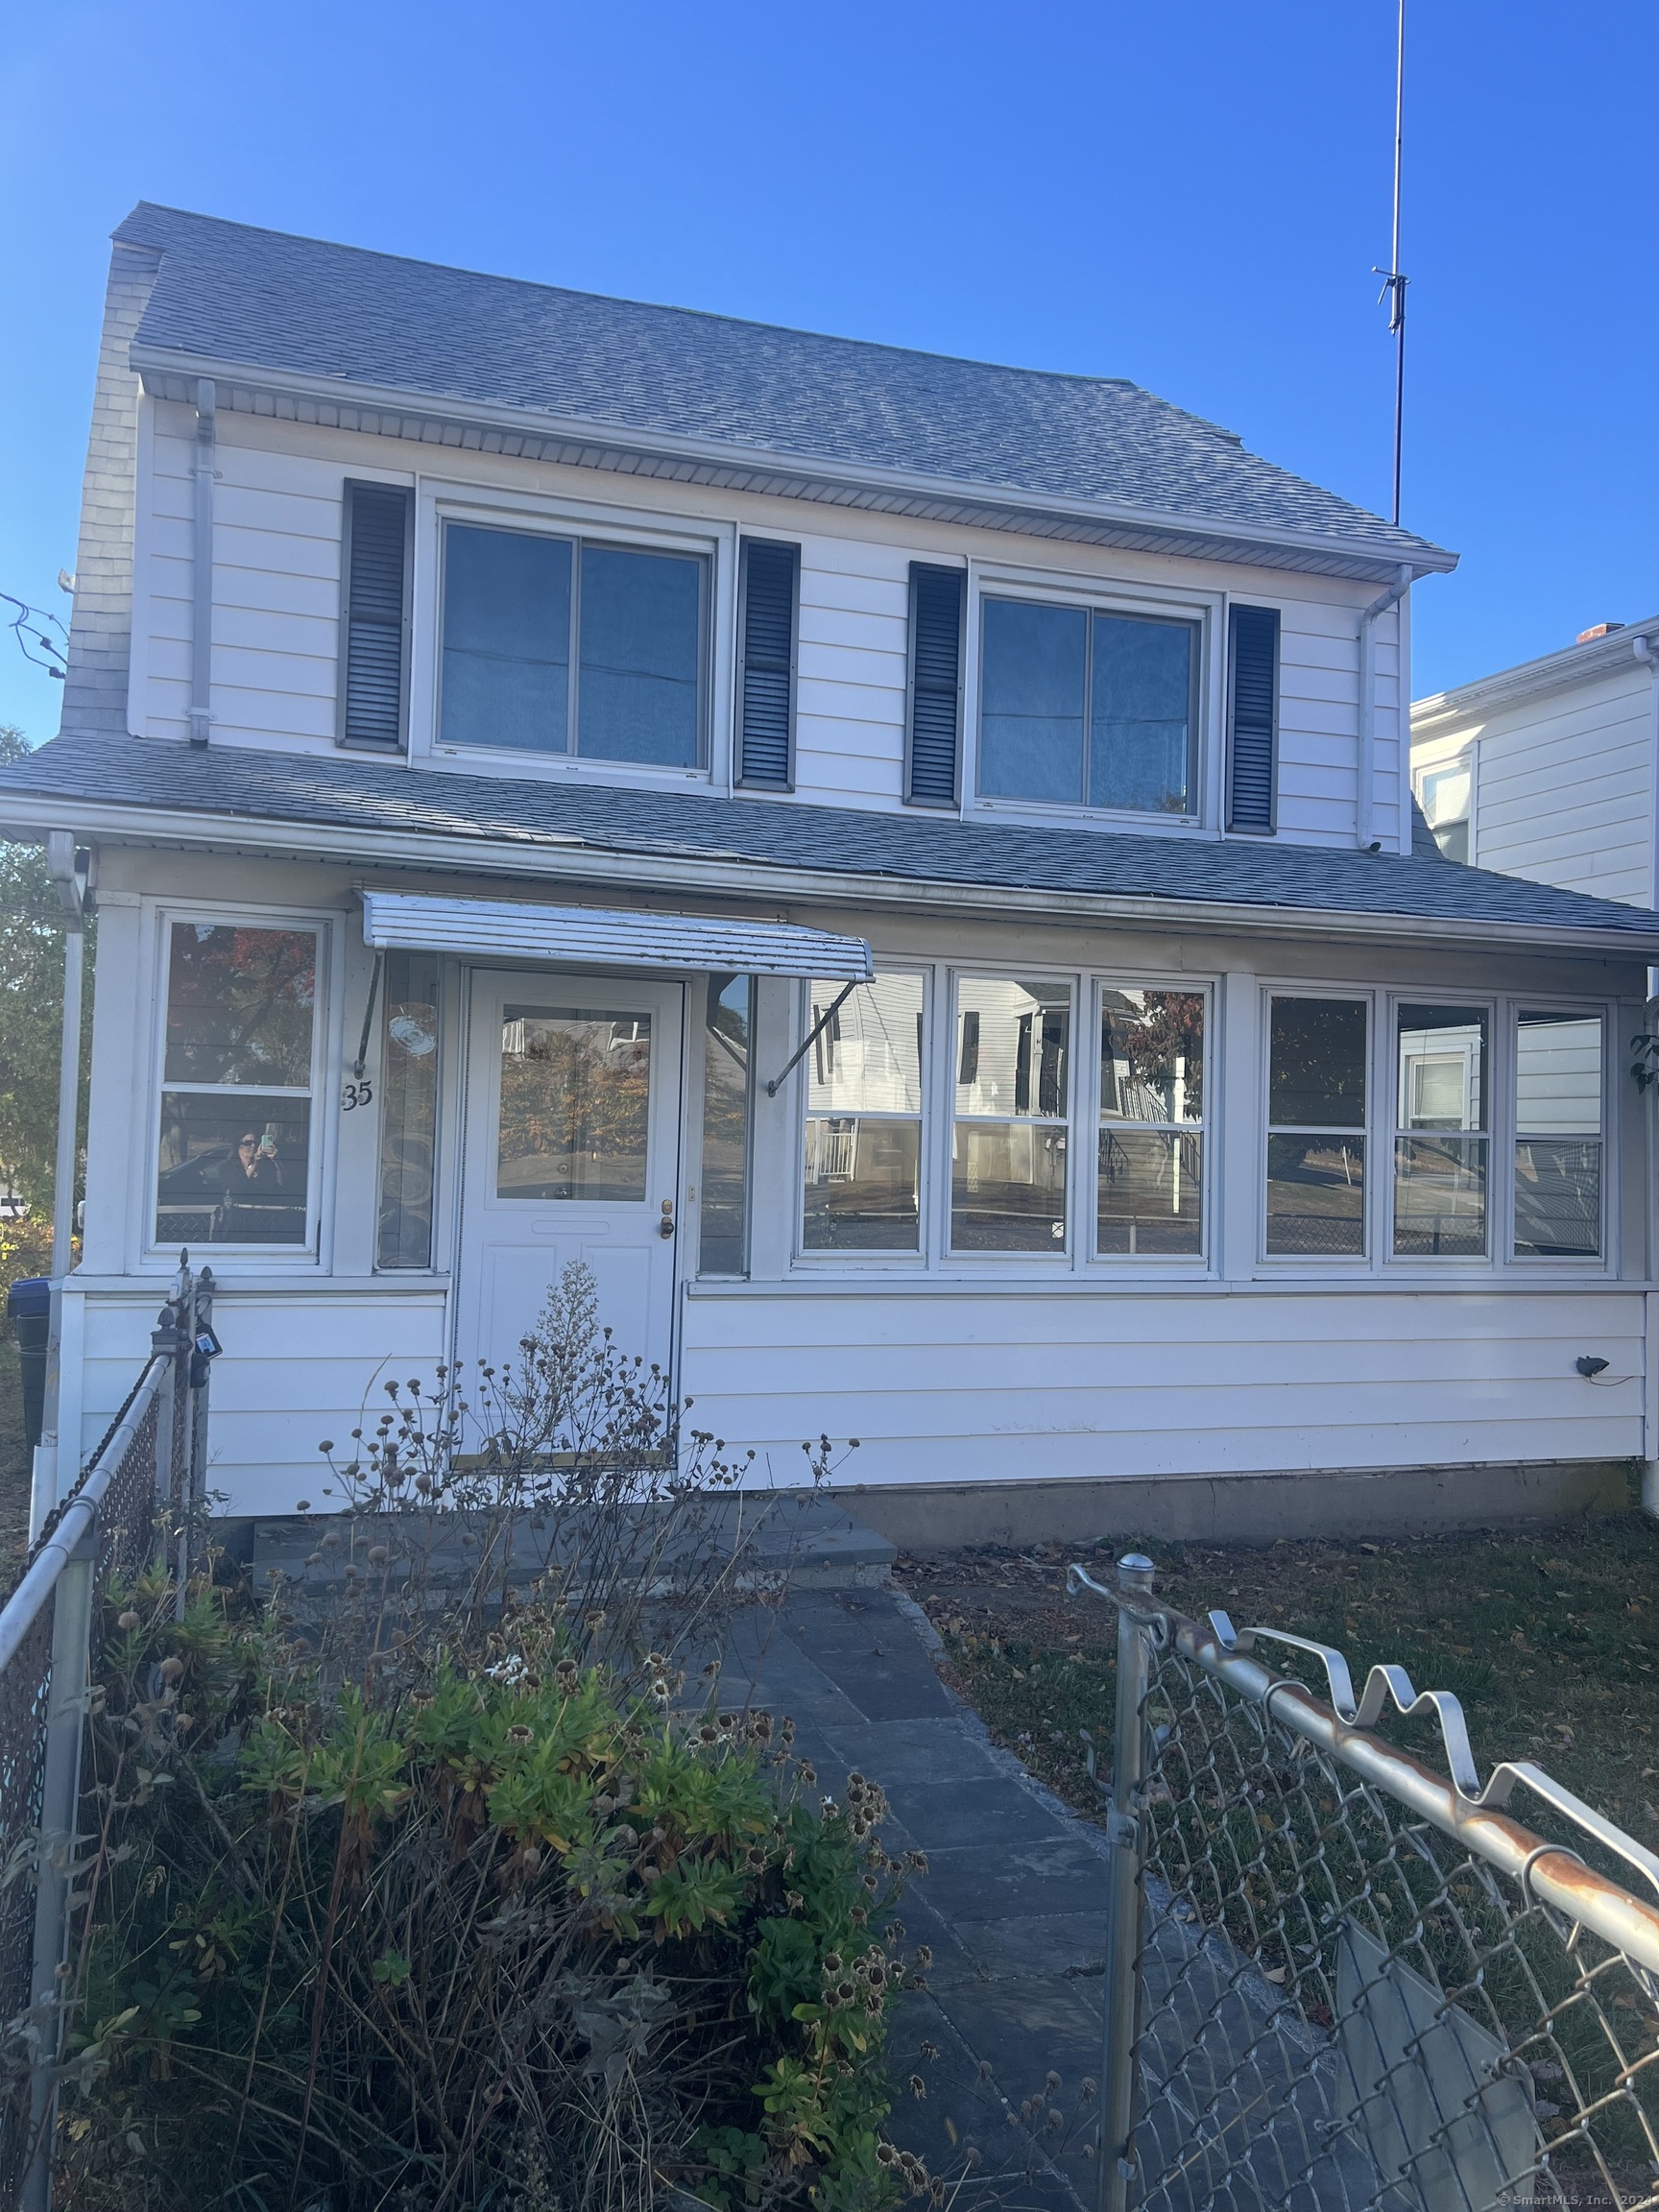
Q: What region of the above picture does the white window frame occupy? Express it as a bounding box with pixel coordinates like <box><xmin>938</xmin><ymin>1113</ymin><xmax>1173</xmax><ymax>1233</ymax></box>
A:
<box><xmin>962</xmin><ymin>562</ymin><xmax>1222</xmax><ymax>833</ymax></box>
<box><xmin>792</xmin><ymin>966</ymin><xmax>932</xmax><ymax>1270</ymax></box>
<box><xmin>410</xmin><ymin>479</ymin><xmax>735</xmax><ymax>789</ymax></box>
<box><xmin>1259</xmin><ymin>985</ymin><xmax>1376</xmax><ymax>1270</ymax></box>
<box><xmin>1090</xmin><ymin>978</ymin><xmax>1213</xmax><ymax>1267</ymax></box>
<box><xmin>1507</xmin><ymin>999</ymin><xmax>1612</xmax><ymax>1271</ymax></box>
<box><xmin>1383</xmin><ymin>992</ymin><xmax>1496</xmax><ymax>1271</ymax></box>
<box><xmin>1413</xmin><ymin>745</ymin><xmax>1476</xmax><ymax>864</ymax></box>
<box><xmin>142</xmin><ymin>903</ymin><xmax>338</xmax><ymax>1270</ymax></box>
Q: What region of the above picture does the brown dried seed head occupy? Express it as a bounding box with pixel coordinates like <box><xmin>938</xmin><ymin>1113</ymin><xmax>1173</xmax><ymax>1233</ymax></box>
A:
<box><xmin>116</xmin><ymin>1610</ymin><xmax>140</xmax><ymax>1631</ymax></box>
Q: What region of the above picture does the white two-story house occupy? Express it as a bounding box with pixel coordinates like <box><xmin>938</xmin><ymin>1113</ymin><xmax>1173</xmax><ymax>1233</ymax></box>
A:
<box><xmin>6</xmin><ymin>203</ymin><xmax>1658</xmax><ymax>1545</ymax></box>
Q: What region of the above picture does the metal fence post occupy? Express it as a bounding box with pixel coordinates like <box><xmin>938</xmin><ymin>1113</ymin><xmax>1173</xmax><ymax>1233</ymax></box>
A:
<box><xmin>1098</xmin><ymin>1551</ymin><xmax>1155</xmax><ymax>2212</ymax></box>
<box><xmin>151</xmin><ymin>1296</ymin><xmax>184</xmax><ymax>1613</ymax></box>
<box><xmin>20</xmin><ymin>1532</ymin><xmax>95</xmax><ymax>2212</ymax></box>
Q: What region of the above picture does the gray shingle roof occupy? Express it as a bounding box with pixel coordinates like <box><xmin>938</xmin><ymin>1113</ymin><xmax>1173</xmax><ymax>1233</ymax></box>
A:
<box><xmin>112</xmin><ymin>204</ymin><xmax>1450</xmax><ymax>574</ymax></box>
<box><xmin>3</xmin><ymin>733</ymin><xmax>1654</xmax><ymax>950</ymax></box>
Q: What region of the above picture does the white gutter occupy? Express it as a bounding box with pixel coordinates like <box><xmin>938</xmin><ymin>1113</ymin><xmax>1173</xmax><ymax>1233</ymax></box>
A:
<box><xmin>132</xmin><ymin>348</ymin><xmax>1458</xmax><ymax>588</ymax></box>
<box><xmin>3</xmin><ymin>786</ymin><xmax>1656</xmax><ymax>963</ymax></box>
<box><xmin>1634</xmin><ymin>634</ymin><xmax>1659</xmax><ymax>915</ymax></box>
<box><xmin>1357</xmin><ymin>565</ymin><xmax>1412</xmax><ymax>850</ymax></box>
<box><xmin>189</xmin><ymin>377</ymin><xmax>215</xmax><ymax>748</ymax></box>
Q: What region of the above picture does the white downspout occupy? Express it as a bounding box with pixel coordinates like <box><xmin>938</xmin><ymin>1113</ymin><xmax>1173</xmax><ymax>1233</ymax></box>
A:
<box><xmin>1357</xmin><ymin>563</ymin><xmax>1413</xmax><ymax>850</ymax></box>
<box><xmin>1632</xmin><ymin>633</ymin><xmax>1659</xmax><ymax>1514</ymax></box>
<box><xmin>189</xmin><ymin>377</ymin><xmax>215</xmax><ymax>748</ymax></box>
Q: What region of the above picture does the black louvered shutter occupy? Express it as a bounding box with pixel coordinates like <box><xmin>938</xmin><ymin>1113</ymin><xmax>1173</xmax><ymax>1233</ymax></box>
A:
<box><xmin>737</xmin><ymin>540</ymin><xmax>799</xmax><ymax>787</ymax></box>
<box><xmin>1227</xmin><ymin>604</ymin><xmax>1279</xmax><ymax>832</ymax></box>
<box><xmin>340</xmin><ymin>482</ymin><xmax>411</xmax><ymax>749</ymax></box>
<box><xmin>905</xmin><ymin>564</ymin><xmax>965</xmax><ymax>806</ymax></box>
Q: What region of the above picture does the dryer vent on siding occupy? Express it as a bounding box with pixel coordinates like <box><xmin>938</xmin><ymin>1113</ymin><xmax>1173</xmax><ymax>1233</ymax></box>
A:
<box><xmin>1227</xmin><ymin>603</ymin><xmax>1280</xmax><ymax>833</ymax></box>
<box><xmin>906</xmin><ymin>563</ymin><xmax>965</xmax><ymax>807</ymax></box>
<box><xmin>339</xmin><ymin>482</ymin><xmax>412</xmax><ymax>750</ymax></box>
<box><xmin>737</xmin><ymin>540</ymin><xmax>799</xmax><ymax>788</ymax></box>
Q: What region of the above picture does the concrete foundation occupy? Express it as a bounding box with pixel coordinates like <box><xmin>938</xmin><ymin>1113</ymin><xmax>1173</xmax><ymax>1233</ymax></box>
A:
<box><xmin>838</xmin><ymin>1457</ymin><xmax>1638</xmax><ymax>1552</ymax></box>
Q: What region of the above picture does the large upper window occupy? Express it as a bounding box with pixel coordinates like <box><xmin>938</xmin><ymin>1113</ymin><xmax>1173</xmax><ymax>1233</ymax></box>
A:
<box><xmin>1098</xmin><ymin>990</ymin><xmax>1205</xmax><ymax>1256</ymax></box>
<box><xmin>802</xmin><ymin>974</ymin><xmax>925</xmax><ymax>1252</ymax></box>
<box><xmin>155</xmin><ymin>923</ymin><xmax>319</xmax><ymax>1249</ymax></box>
<box><xmin>952</xmin><ymin>978</ymin><xmax>1070</xmax><ymax>1253</ymax></box>
<box><xmin>440</xmin><ymin>523</ymin><xmax>705</xmax><ymax>766</ymax></box>
<box><xmin>1514</xmin><ymin>1012</ymin><xmax>1603</xmax><ymax>1259</ymax></box>
<box><xmin>1265</xmin><ymin>998</ymin><xmax>1367</xmax><ymax>1258</ymax></box>
<box><xmin>1393</xmin><ymin>1004</ymin><xmax>1487</xmax><ymax>1258</ymax></box>
<box><xmin>978</xmin><ymin>599</ymin><xmax>1198</xmax><ymax>814</ymax></box>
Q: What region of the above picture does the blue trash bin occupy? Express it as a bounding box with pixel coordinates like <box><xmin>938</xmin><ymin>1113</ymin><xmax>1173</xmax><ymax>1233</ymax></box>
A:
<box><xmin>6</xmin><ymin>1276</ymin><xmax>50</xmax><ymax>1458</ymax></box>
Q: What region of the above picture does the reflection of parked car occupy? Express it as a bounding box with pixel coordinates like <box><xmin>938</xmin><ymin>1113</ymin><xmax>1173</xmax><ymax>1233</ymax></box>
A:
<box><xmin>155</xmin><ymin>1142</ymin><xmax>306</xmax><ymax>1245</ymax></box>
<box><xmin>0</xmin><ymin>1192</ymin><xmax>27</xmax><ymax>1221</ymax></box>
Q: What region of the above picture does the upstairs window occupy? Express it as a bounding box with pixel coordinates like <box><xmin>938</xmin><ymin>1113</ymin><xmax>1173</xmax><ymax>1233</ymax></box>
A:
<box><xmin>155</xmin><ymin>923</ymin><xmax>320</xmax><ymax>1249</ymax></box>
<box><xmin>440</xmin><ymin>522</ymin><xmax>706</xmax><ymax>766</ymax></box>
<box><xmin>1514</xmin><ymin>1012</ymin><xmax>1603</xmax><ymax>1259</ymax></box>
<box><xmin>1418</xmin><ymin>755</ymin><xmax>1472</xmax><ymax>862</ymax></box>
<box><xmin>978</xmin><ymin>599</ymin><xmax>1198</xmax><ymax>815</ymax></box>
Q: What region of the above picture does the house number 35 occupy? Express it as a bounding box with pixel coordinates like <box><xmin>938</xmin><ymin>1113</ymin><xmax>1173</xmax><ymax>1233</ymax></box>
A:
<box><xmin>341</xmin><ymin>1078</ymin><xmax>374</xmax><ymax>1111</ymax></box>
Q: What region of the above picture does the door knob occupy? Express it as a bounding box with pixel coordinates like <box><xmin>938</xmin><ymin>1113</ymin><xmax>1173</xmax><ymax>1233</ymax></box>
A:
<box><xmin>659</xmin><ymin>1199</ymin><xmax>675</xmax><ymax>1239</ymax></box>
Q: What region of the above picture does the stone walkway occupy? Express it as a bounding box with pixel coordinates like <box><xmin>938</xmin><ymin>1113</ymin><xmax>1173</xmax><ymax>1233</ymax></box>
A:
<box><xmin>718</xmin><ymin>1587</ymin><xmax>1112</xmax><ymax>2210</ymax></box>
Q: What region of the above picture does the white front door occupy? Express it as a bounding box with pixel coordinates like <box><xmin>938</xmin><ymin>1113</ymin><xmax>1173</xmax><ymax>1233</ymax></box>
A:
<box><xmin>457</xmin><ymin>971</ymin><xmax>684</xmax><ymax>1387</ymax></box>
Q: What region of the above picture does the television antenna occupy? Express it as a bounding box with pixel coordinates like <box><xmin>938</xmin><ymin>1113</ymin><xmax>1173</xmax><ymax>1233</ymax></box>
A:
<box><xmin>1373</xmin><ymin>0</ymin><xmax>1408</xmax><ymax>526</ymax></box>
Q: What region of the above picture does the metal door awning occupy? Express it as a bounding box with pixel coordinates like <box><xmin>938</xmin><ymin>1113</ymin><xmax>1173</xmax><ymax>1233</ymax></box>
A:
<box><xmin>357</xmin><ymin>890</ymin><xmax>873</xmax><ymax>980</ymax></box>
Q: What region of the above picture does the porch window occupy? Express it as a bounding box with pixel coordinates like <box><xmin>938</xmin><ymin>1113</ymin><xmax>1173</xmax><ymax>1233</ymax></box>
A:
<box><xmin>1097</xmin><ymin>989</ymin><xmax>1205</xmax><ymax>1256</ymax></box>
<box><xmin>802</xmin><ymin>974</ymin><xmax>924</xmax><ymax>1251</ymax></box>
<box><xmin>376</xmin><ymin>950</ymin><xmax>440</xmax><ymax>1268</ymax></box>
<box><xmin>440</xmin><ymin>522</ymin><xmax>705</xmax><ymax>766</ymax></box>
<box><xmin>1265</xmin><ymin>997</ymin><xmax>1367</xmax><ymax>1257</ymax></box>
<box><xmin>978</xmin><ymin>598</ymin><xmax>1198</xmax><ymax>815</ymax></box>
<box><xmin>951</xmin><ymin>978</ymin><xmax>1070</xmax><ymax>1253</ymax></box>
<box><xmin>700</xmin><ymin>974</ymin><xmax>753</xmax><ymax>1274</ymax></box>
<box><xmin>1513</xmin><ymin>1011</ymin><xmax>1603</xmax><ymax>1259</ymax></box>
<box><xmin>155</xmin><ymin>923</ymin><xmax>319</xmax><ymax>1248</ymax></box>
<box><xmin>1393</xmin><ymin>1003</ymin><xmax>1488</xmax><ymax>1258</ymax></box>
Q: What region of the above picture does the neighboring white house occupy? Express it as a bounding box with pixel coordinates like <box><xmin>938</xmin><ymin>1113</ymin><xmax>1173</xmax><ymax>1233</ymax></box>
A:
<box><xmin>1411</xmin><ymin>617</ymin><xmax>1659</xmax><ymax>905</ymax></box>
<box><xmin>5</xmin><ymin>202</ymin><xmax>1659</xmax><ymax>1548</ymax></box>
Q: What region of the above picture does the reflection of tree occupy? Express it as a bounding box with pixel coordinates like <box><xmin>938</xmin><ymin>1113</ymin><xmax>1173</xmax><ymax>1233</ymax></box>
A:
<box><xmin>499</xmin><ymin>1022</ymin><xmax>650</xmax><ymax>1173</ymax></box>
<box><xmin>1104</xmin><ymin>991</ymin><xmax>1204</xmax><ymax>1118</ymax></box>
<box><xmin>166</xmin><ymin>926</ymin><xmax>316</xmax><ymax>1084</ymax></box>
<box><xmin>1268</xmin><ymin>999</ymin><xmax>1366</xmax><ymax>1126</ymax></box>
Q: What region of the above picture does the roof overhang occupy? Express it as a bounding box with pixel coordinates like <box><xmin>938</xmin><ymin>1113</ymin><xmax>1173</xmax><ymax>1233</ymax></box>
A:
<box><xmin>359</xmin><ymin>889</ymin><xmax>873</xmax><ymax>978</ymax></box>
<box><xmin>130</xmin><ymin>345</ymin><xmax>1458</xmax><ymax>589</ymax></box>
<box><xmin>6</xmin><ymin>785</ymin><xmax>1654</xmax><ymax>966</ymax></box>
<box><xmin>1413</xmin><ymin>615</ymin><xmax>1659</xmax><ymax>741</ymax></box>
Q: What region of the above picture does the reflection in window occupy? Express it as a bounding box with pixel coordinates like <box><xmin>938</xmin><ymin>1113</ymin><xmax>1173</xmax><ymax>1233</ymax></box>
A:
<box><xmin>1514</xmin><ymin>1012</ymin><xmax>1603</xmax><ymax>1259</ymax></box>
<box><xmin>496</xmin><ymin>1006</ymin><xmax>651</xmax><ymax>1202</ymax></box>
<box><xmin>1098</xmin><ymin>990</ymin><xmax>1204</xmax><ymax>1256</ymax></box>
<box><xmin>155</xmin><ymin>923</ymin><xmax>318</xmax><ymax>1248</ymax></box>
<box><xmin>700</xmin><ymin>974</ymin><xmax>753</xmax><ymax>1274</ymax></box>
<box><xmin>952</xmin><ymin>978</ymin><xmax>1070</xmax><ymax>1252</ymax></box>
<box><xmin>376</xmin><ymin>951</ymin><xmax>439</xmax><ymax>1268</ymax></box>
<box><xmin>803</xmin><ymin>974</ymin><xmax>924</xmax><ymax>1251</ymax></box>
<box><xmin>1265</xmin><ymin>998</ymin><xmax>1367</xmax><ymax>1257</ymax></box>
<box><xmin>1393</xmin><ymin>1003</ymin><xmax>1488</xmax><ymax>1258</ymax></box>
<box><xmin>1418</xmin><ymin>755</ymin><xmax>1472</xmax><ymax>863</ymax></box>
<box><xmin>979</xmin><ymin>599</ymin><xmax>1197</xmax><ymax>815</ymax></box>
<box><xmin>441</xmin><ymin>522</ymin><xmax>704</xmax><ymax>766</ymax></box>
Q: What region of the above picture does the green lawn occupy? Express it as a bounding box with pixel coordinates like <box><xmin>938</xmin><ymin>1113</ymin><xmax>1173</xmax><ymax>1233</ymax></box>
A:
<box><xmin>897</xmin><ymin>1506</ymin><xmax>1659</xmax><ymax>1854</ymax></box>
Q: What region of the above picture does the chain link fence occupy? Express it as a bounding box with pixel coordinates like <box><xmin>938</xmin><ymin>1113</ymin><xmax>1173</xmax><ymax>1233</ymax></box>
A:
<box><xmin>0</xmin><ymin>1261</ymin><xmax>216</xmax><ymax>2210</ymax></box>
<box><xmin>1069</xmin><ymin>1554</ymin><xmax>1659</xmax><ymax>2212</ymax></box>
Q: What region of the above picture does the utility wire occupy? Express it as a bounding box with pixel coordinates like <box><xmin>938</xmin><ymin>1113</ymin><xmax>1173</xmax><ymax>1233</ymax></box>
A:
<box><xmin>1372</xmin><ymin>0</ymin><xmax>1408</xmax><ymax>526</ymax></box>
<box><xmin>2</xmin><ymin>590</ymin><xmax>69</xmax><ymax>681</ymax></box>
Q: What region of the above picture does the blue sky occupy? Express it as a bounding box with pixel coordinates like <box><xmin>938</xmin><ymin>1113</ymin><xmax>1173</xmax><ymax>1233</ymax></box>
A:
<box><xmin>1</xmin><ymin>0</ymin><xmax>1652</xmax><ymax>743</ymax></box>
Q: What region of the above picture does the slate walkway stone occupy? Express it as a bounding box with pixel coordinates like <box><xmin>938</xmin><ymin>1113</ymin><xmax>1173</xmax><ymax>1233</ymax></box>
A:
<box><xmin>715</xmin><ymin>1588</ymin><xmax>1112</xmax><ymax>2210</ymax></box>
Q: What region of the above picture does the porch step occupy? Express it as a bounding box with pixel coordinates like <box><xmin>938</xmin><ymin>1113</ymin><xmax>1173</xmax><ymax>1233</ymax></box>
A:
<box><xmin>247</xmin><ymin>1490</ymin><xmax>894</xmax><ymax>1599</ymax></box>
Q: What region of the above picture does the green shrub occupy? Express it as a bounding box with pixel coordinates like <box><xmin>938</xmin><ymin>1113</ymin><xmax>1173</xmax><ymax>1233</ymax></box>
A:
<box><xmin>59</xmin><ymin>1576</ymin><xmax>919</xmax><ymax>2211</ymax></box>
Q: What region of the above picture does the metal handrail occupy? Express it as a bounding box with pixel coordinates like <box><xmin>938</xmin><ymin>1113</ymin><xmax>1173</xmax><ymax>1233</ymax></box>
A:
<box><xmin>0</xmin><ymin>1355</ymin><xmax>167</xmax><ymax>1672</ymax></box>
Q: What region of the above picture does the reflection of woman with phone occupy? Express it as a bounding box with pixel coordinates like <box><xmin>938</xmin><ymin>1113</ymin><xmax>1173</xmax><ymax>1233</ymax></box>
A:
<box><xmin>220</xmin><ymin>1128</ymin><xmax>285</xmax><ymax>1195</ymax></box>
